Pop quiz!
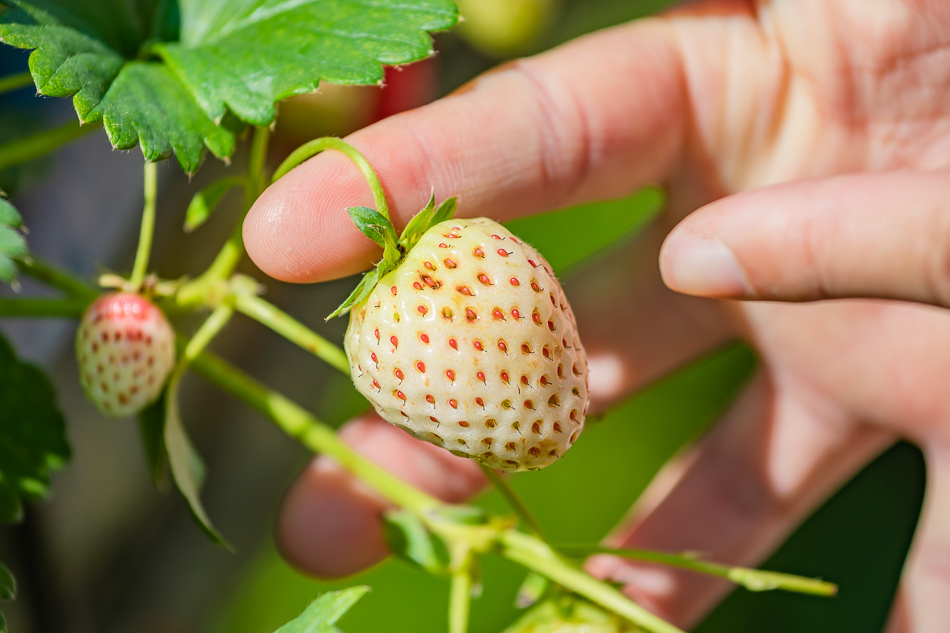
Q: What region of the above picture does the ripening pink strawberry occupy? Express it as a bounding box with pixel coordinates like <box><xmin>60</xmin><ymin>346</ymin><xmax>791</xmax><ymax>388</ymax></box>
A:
<box><xmin>76</xmin><ymin>292</ymin><xmax>175</xmax><ymax>417</ymax></box>
<box><xmin>343</xmin><ymin>217</ymin><xmax>588</xmax><ymax>471</ymax></box>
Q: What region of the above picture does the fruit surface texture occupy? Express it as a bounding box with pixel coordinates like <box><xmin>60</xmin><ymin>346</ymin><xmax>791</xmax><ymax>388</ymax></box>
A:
<box><xmin>76</xmin><ymin>292</ymin><xmax>175</xmax><ymax>417</ymax></box>
<box><xmin>345</xmin><ymin>218</ymin><xmax>588</xmax><ymax>471</ymax></box>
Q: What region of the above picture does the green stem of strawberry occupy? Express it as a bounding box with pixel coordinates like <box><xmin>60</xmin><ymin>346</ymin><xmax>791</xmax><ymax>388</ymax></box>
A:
<box><xmin>498</xmin><ymin>532</ymin><xmax>686</xmax><ymax>633</ymax></box>
<box><xmin>229</xmin><ymin>292</ymin><xmax>350</xmax><ymax>374</ymax></box>
<box><xmin>448</xmin><ymin>548</ymin><xmax>475</xmax><ymax>633</ymax></box>
<box><xmin>176</xmin><ymin>125</ymin><xmax>271</xmax><ymax>307</ymax></box>
<box><xmin>0</xmin><ymin>297</ymin><xmax>89</xmax><ymax>317</ymax></box>
<box><xmin>271</xmin><ymin>136</ymin><xmax>390</xmax><ymax>221</ymax></box>
<box><xmin>0</xmin><ymin>71</ymin><xmax>32</xmax><ymax>95</ymax></box>
<box><xmin>479</xmin><ymin>465</ymin><xmax>546</xmax><ymax>539</ymax></box>
<box><xmin>0</xmin><ymin>119</ymin><xmax>102</xmax><ymax>172</ymax></box>
<box><xmin>17</xmin><ymin>257</ymin><xmax>98</xmax><ymax>301</ymax></box>
<box><xmin>556</xmin><ymin>544</ymin><xmax>837</xmax><ymax>596</ymax></box>
<box><xmin>188</xmin><ymin>348</ymin><xmax>441</xmax><ymax>515</ymax></box>
<box><xmin>129</xmin><ymin>161</ymin><xmax>158</xmax><ymax>291</ymax></box>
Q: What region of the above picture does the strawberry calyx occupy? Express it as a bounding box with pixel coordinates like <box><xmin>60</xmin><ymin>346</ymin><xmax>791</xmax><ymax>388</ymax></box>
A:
<box><xmin>327</xmin><ymin>192</ymin><xmax>457</xmax><ymax>319</ymax></box>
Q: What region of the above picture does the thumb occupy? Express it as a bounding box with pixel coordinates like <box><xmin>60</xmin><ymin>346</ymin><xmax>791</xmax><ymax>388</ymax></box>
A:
<box><xmin>659</xmin><ymin>169</ymin><xmax>950</xmax><ymax>308</ymax></box>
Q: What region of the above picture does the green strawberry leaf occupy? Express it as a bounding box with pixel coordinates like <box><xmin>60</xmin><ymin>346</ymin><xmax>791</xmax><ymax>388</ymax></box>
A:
<box><xmin>272</xmin><ymin>586</ymin><xmax>369</xmax><ymax>633</ymax></box>
<box><xmin>0</xmin><ymin>198</ymin><xmax>27</xmax><ymax>285</ymax></box>
<box><xmin>164</xmin><ymin>376</ymin><xmax>228</xmax><ymax>547</ymax></box>
<box><xmin>138</xmin><ymin>394</ymin><xmax>168</xmax><ymax>489</ymax></box>
<box><xmin>0</xmin><ymin>562</ymin><xmax>14</xmax><ymax>601</ymax></box>
<box><xmin>0</xmin><ymin>0</ymin><xmax>458</xmax><ymax>171</ymax></box>
<box><xmin>430</xmin><ymin>196</ymin><xmax>458</xmax><ymax>228</ymax></box>
<box><xmin>346</xmin><ymin>206</ymin><xmax>398</xmax><ymax>252</ymax></box>
<box><xmin>0</xmin><ymin>561</ymin><xmax>12</xmax><ymax>633</ymax></box>
<box><xmin>397</xmin><ymin>192</ymin><xmax>437</xmax><ymax>249</ymax></box>
<box><xmin>184</xmin><ymin>175</ymin><xmax>246</xmax><ymax>232</ymax></box>
<box><xmin>382</xmin><ymin>510</ymin><xmax>450</xmax><ymax>575</ymax></box>
<box><xmin>326</xmin><ymin>267</ymin><xmax>380</xmax><ymax>320</ymax></box>
<box><xmin>0</xmin><ymin>331</ymin><xmax>70</xmax><ymax>523</ymax></box>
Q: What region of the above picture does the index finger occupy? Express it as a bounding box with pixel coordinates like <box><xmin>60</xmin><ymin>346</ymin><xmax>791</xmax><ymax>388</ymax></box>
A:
<box><xmin>243</xmin><ymin>19</ymin><xmax>686</xmax><ymax>283</ymax></box>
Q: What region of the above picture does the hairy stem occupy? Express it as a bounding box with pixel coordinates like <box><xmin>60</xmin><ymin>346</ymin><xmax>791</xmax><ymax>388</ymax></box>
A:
<box><xmin>176</xmin><ymin>126</ymin><xmax>271</xmax><ymax>307</ymax></box>
<box><xmin>0</xmin><ymin>119</ymin><xmax>102</xmax><ymax>171</ymax></box>
<box><xmin>0</xmin><ymin>297</ymin><xmax>89</xmax><ymax>318</ymax></box>
<box><xmin>188</xmin><ymin>348</ymin><xmax>439</xmax><ymax>514</ymax></box>
<box><xmin>230</xmin><ymin>293</ymin><xmax>350</xmax><ymax>374</ymax></box>
<box><xmin>557</xmin><ymin>544</ymin><xmax>837</xmax><ymax>596</ymax></box>
<box><xmin>271</xmin><ymin>137</ymin><xmax>390</xmax><ymax>221</ymax></box>
<box><xmin>0</xmin><ymin>72</ymin><xmax>32</xmax><ymax>96</ymax></box>
<box><xmin>17</xmin><ymin>258</ymin><xmax>97</xmax><ymax>300</ymax></box>
<box><xmin>129</xmin><ymin>161</ymin><xmax>158</xmax><ymax>290</ymax></box>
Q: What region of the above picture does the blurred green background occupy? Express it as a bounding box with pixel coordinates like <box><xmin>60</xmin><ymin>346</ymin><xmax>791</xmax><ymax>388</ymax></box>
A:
<box><xmin>0</xmin><ymin>1</ymin><xmax>924</xmax><ymax>632</ymax></box>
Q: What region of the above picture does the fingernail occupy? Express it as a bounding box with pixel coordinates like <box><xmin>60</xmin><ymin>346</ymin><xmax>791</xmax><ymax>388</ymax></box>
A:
<box><xmin>661</xmin><ymin>234</ymin><xmax>749</xmax><ymax>297</ymax></box>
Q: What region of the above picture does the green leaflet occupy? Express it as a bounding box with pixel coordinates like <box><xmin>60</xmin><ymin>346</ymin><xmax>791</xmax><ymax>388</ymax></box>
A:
<box><xmin>382</xmin><ymin>510</ymin><xmax>451</xmax><ymax>575</ymax></box>
<box><xmin>272</xmin><ymin>586</ymin><xmax>369</xmax><ymax>633</ymax></box>
<box><xmin>0</xmin><ymin>331</ymin><xmax>70</xmax><ymax>523</ymax></box>
<box><xmin>0</xmin><ymin>198</ymin><xmax>27</xmax><ymax>284</ymax></box>
<box><xmin>0</xmin><ymin>0</ymin><xmax>458</xmax><ymax>171</ymax></box>
<box><xmin>184</xmin><ymin>175</ymin><xmax>246</xmax><ymax>232</ymax></box>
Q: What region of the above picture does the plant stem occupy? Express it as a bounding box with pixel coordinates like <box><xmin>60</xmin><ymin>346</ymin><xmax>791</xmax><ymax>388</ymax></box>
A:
<box><xmin>449</xmin><ymin>551</ymin><xmax>474</xmax><ymax>633</ymax></box>
<box><xmin>557</xmin><ymin>544</ymin><xmax>837</xmax><ymax>596</ymax></box>
<box><xmin>0</xmin><ymin>72</ymin><xmax>32</xmax><ymax>96</ymax></box>
<box><xmin>499</xmin><ymin>532</ymin><xmax>685</xmax><ymax>633</ymax></box>
<box><xmin>188</xmin><ymin>348</ymin><xmax>439</xmax><ymax>514</ymax></box>
<box><xmin>271</xmin><ymin>137</ymin><xmax>390</xmax><ymax>221</ymax></box>
<box><xmin>230</xmin><ymin>293</ymin><xmax>350</xmax><ymax>374</ymax></box>
<box><xmin>0</xmin><ymin>119</ymin><xmax>102</xmax><ymax>171</ymax></box>
<box><xmin>480</xmin><ymin>465</ymin><xmax>545</xmax><ymax>539</ymax></box>
<box><xmin>176</xmin><ymin>126</ymin><xmax>271</xmax><ymax>307</ymax></box>
<box><xmin>0</xmin><ymin>297</ymin><xmax>88</xmax><ymax>318</ymax></box>
<box><xmin>17</xmin><ymin>258</ymin><xmax>97</xmax><ymax>300</ymax></box>
<box><xmin>129</xmin><ymin>161</ymin><xmax>158</xmax><ymax>290</ymax></box>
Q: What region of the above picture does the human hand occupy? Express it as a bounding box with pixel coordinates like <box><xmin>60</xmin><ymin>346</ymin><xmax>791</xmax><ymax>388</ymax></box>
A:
<box><xmin>243</xmin><ymin>1</ymin><xmax>950</xmax><ymax>631</ymax></box>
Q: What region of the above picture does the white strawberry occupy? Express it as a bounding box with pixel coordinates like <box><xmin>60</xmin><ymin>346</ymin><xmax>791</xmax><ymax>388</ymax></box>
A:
<box><xmin>336</xmin><ymin>198</ymin><xmax>588</xmax><ymax>472</ymax></box>
<box><xmin>76</xmin><ymin>292</ymin><xmax>175</xmax><ymax>417</ymax></box>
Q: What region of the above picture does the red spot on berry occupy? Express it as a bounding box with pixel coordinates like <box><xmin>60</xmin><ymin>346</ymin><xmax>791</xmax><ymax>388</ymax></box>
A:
<box><xmin>548</xmin><ymin>320</ymin><xmax>556</xmax><ymax>331</ymax></box>
<box><xmin>444</xmin><ymin>258</ymin><xmax>458</xmax><ymax>269</ymax></box>
<box><xmin>439</xmin><ymin>243</ymin><xmax>448</xmax><ymax>248</ymax></box>
<box><xmin>510</xmin><ymin>277</ymin><xmax>520</xmax><ymax>286</ymax></box>
<box><xmin>532</xmin><ymin>310</ymin><xmax>542</xmax><ymax>325</ymax></box>
<box><xmin>475</xmin><ymin>397</ymin><xmax>484</xmax><ymax>406</ymax></box>
<box><xmin>391</xmin><ymin>286</ymin><xmax>397</xmax><ymax>296</ymax></box>
<box><xmin>473</xmin><ymin>246</ymin><xmax>485</xmax><ymax>258</ymax></box>
<box><xmin>521</xmin><ymin>343</ymin><xmax>531</xmax><ymax>354</ymax></box>
<box><xmin>477</xmin><ymin>371</ymin><xmax>486</xmax><ymax>383</ymax></box>
<box><xmin>570</xmin><ymin>409</ymin><xmax>578</xmax><ymax>422</ymax></box>
<box><xmin>521</xmin><ymin>375</ymin><xmax>529</xmax><ymax>386</ymax></box>
<box><xmin>482</xmin><ymin>438</ymin><xmax>493</xmax><ymax>447</ymax></box>
<box><xmin>474</xmin><ymin>340</ymin><xmax>484</xmax><ymax>351</ymax></box>
<box><xmin>573</xmin><ymin>363</ymin><xmax>582</xmax><ymax>376</ymax></box>
<box><xmin>371</xmin><ymin>352</ymin><xmax>378</xmax><ymax>364</ymax></box>
<box><xmin>413</xmin><ymin>281</ymin><xmax>423</xmax><ymax>290</ymax></box>
<box><xmin>375</xmin><ymin>328</ymin><xmax>380</xmax><ymax>340</ymax></box>
<box><xmin>486</xmin><ymin>419</ymin><xmax>497</xmax><ymax>428</ymax></box>
<box><xmin>491</xmin><ymin>234</ymin><xmax>503</xmax><ymax>240</ymax></box>
<box><xmin>548</xmin><ymin>394</ymin><xmax>560</xmax><ymax>407</ymax></box>
<box><xmin>498</xmin><ymin>340</ymin><xmax>508</xmax><ymax>353</ymax></box>
<box><xmin>424</xmin><ymin>261</ymin><xmax>435</xmax><ymax>270</ymax></box>
<box><xmin>418</xmin><ymin>305</ymin><xmax>428</xmax><ymax>316</ymax></box>
<box><xmin>391</xmin><ymin>336</ymin><xmax>399</xmax><ymax>348</ymax></box>
<box><xmin>416</xmin><ymin>361</ymin><xmax>426</xmax><ymax>372</ymax></box>
<box><xmin>446</xmin><ymin>369</ymin><xmax>456</xmax><ymax>381</ymax></box>
<box><xmin>394</xmin><ymin>368</ymin><xmax>404</xmax><ymax>381</ymax></box>
<box><xmin>449</xmin><ymin>399</ymin><xmax>458</xmax><ymax>409</ymax></box>
<box><xmin>532</xmin><ymin>422</ymin><xmax>542</xmax><ymax>434</ymax></box>
<box><xmin>449</xmin><ymin>338</ymin><xmax>458</xmax><ymax>349</ymax></box>
<box><xmin>512</xmin><ymin>309</ymin><xmax>520</xmax><ymax>319</ymax></box>
<box><xmin>426</xmin><ymin>394</ymin><xmax>435</xmax><ymax>404</ymax></box>
<box><xmin>420</xmin><ymin>333</ymin><xmax>430</xmax><ymax>343</ymax></box>
<box><xmin>524</xmin><ymin>399</ymin><xmax>535</xmax><ymax>410</ymax></box>
<box><xmin>529</xmin><ymin>447</ymin><xmax>540</xmax><ymax>457</ymax></box>
<box><xmin>497</xmin><ymin>249</ymin><xmax>509</xmax><ymax>257</ymax></box>
<box><xmin>528</xmin><ymin>259</ymin><xmax>539</xmax><ymax>268</ymax></box>
<box><xmin>501</xmin><ymin>371</ymin><xmax>510</xmax><ymax>384</ymax></box>
<box><xmin>540</xmin><ymin>375</ymin><xmax>550</xmax><ymax>386</ymax></box>
<box><xmin>430</xmin><ymin>416</ymin><xmax>440</xmax><ymax>423</ymax></box>
<box><xmin>458</xmin><ymin>420</ymin><xmax>469</xmax><ymax>427</ymax></box>
<box><xmin>478</xmin><ymin>274</ymin><xmax>491</xmax><ymax>285</ymax></box>
<box><xmin>492</xmin><ymin>308</ymin><xmax>505</xmax><ymax>320</ymax></box>
<box><xmin>396</xmin><ymin>390</ymin><xmax>407</xmax><ymax>401</ymax></box>
<box><xmin>466</xmin><ymin>308</ymin><xmax>477</xmax><ymax>321</ymax></box>
<box><xmin>557</xmin><ymin>364</ymin><xmax>564</xmax><ymax>378</ymax></box>
<box><xmin>457</xmin><ymin>285</ymin><xmax>474</xmax><ymax>296</ymax></box>
<box><xmin>373</xmin><ymin>379</ymin><xmax>380</xmax><ymax>390</ymax></box>
<box><xmin>531</xmin><ymin>281</ymin><xmax>542</xmax><ymax>292</ymax></box>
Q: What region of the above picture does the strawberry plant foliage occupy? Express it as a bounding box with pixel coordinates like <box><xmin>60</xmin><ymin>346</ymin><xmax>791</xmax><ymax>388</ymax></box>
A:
<box><xmin>0</xmin><ymin>331</ymin><xmax>70</xmax><ymax>523</ymax></box>
<box><xmin>0</xmin><ymin>0</ymin><xmax>457</xmax><ymax>172</ymax></box>
<box><xmin>272</xmin><ymin>586</ymin><xmax>368</xmax><ymax>633</ymax></box>
<box><xmin>0</xmin><ymin>198</ymin><xmax>26</xmax><ymax>284</ymax></box>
